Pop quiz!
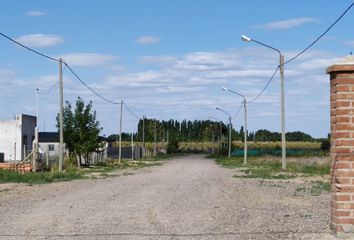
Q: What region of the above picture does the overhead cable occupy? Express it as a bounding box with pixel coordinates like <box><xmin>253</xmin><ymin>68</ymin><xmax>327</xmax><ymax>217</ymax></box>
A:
<box><xmin>284</xmin><ymin>1</ymin><xmax>354</xmax><ymax>65</ymax></box>
<box><xmin>64</xmin><ymin>62</ymin><xmax>119</xmax><ymax>105</ymax></box>
<box><xmin>232</xmin><ymin>102</ymin><xmax>243</xmax><ymax>120</ymax></box>
<box><xmin>123</xmin><ymin>101</ymin><xmax>141</xmax><ymax>120</ymax></box>
<box><xmin>0</xmin><ymin>32</ymin><xmax>59</xmax><ymax>62</ymax></box>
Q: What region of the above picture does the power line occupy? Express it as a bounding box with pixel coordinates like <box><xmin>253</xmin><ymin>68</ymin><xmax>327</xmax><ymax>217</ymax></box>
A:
<box><xmin>100</xmin><ymin>109</ymin><xmax>117</xmax><ymax>122</ymax></box>
<box><xmin>232</xmin><ymin>102</ymin><xmax>243</xmax><ymax>120</ymax></box>
<box><xmin>0</xmin><ymin>31</ymin><xmax>120</xmax><ymax>106</ymax></box>
<box><xmin>38</xmin><ymin>80</ymin><xmax>59</xmax><ymax>95</ymax></box>
<box><xmin>123</xmin><ymin>101</ymin><xmax>141</xmax><ymax>120</ymax></box>
<box><xmin>247</xmin><ymin>66</ymin><xmax>279</xmax><ymax>104</ymax></box>
<box><xmin>284</xmin><ymin>1</ymin><xmax>354</xmax><ymax>65</ymax></box>
<box><xmin>64</xmin><ymin>62</ymin><xmax>119</xmax><ymax>105</ymax></box>
<box><xmin>243</xmin><ymin>2</ymin><xmax>354</xmax><ymax>104</ymax></box>
<box><xmin>0</xmin><ymin>32</ymin><xmax>59</xmax><ymax>62</ymax></box>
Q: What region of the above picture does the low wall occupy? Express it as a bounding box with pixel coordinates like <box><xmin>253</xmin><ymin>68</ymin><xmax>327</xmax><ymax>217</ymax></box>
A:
<box><xmin>0</xmin><ymin>162</ymin><xmax>32</xmax><ymax>173</ymax></box>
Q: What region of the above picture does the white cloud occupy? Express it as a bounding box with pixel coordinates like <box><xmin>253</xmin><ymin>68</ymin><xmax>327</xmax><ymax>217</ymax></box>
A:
<box><xmin>135</xmin><ymin>36</ymin><xmax>160</xmax><ymax>45</ymax></box>
<box><xmin>26</xmin><ymin>11</ymin><xmax>46</xmax><ymax>17</ymax></box>
<box><xmin>0</xmin><ymin>45</ymin><xmax>339</xmax><ymax>137</ymax></box>
<box><xmin>253</xmin><ymin>17</ymin><xmax>318</xmax><ymax>30</ymax></box>
<box><xmin>15</xmin><ymin>34</ymin><xmax>63</xmax><ymax>48</ymax></box>
<box><xmin>139</xmin><ymin>55</ymin><xmax>177</xmax><ymax>65</ymax></box>
<box><xmin>58</xmin><ymin>53</ymin><xmax>119</xmax><ymax>67</ymax></box>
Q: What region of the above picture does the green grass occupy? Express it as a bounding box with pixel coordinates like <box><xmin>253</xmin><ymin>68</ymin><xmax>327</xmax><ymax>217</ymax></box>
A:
<box><xmin>309</xmin><ymin>181</ymin><xmax>331</xmax><ymax>196</ymax></box>
<box><xmin>214</xmin><ymin>155</ymin><xmax>330</xmax><ymax>179</ymax></box>
<box><xmin>0</xmin><ymin>169</ymin><xmax>84</xmax><ymax>184</ymax></box>
<box><xmin>294</xmin><ymin>181</ymin><xmax>331</xmax><ymax>196</ymax></box>
<box><xmin>0</xmin><ymin>156</ymin><xmax>168</xmax><ymax>185</ymax></box>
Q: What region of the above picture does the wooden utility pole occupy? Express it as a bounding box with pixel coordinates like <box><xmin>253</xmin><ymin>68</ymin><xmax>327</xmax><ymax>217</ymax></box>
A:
<box><xmin>58</xmin><ymin>58</ymin><xmax>63</xmax><ymax>172</ymax></box>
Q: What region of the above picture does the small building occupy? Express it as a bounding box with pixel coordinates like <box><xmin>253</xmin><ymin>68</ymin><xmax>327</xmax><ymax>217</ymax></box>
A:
<box><xmin>38</xmin><ymin>132</ymin><xmax>108</xmax><ymax>165</ymax></box>
<box><xmin>0</xmin><ymin>114</ymin><xmax>36</xmax><ymax>161</ymax></box>
<box><xmin>38</xmin><ymin>132</ymin><xmax>62</xmax><ymax>159</ymax></box>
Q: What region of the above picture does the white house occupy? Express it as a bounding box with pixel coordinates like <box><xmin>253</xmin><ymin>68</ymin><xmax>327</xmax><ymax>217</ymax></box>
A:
<box><xmin>0</xmin><ymin>114</ymin><xmax>36</xmax><ymax>161</ymax></box>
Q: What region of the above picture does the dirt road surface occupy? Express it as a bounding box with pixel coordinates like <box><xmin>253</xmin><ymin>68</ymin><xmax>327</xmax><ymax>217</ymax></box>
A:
<box><xmin>0</xmin><ymin>155</ymin><xmax>334</xmax><ymax>240</ymax></box>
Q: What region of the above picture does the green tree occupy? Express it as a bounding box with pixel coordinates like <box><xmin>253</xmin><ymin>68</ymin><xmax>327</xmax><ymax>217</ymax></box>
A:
<box><xmin>286</xmin><ymin>131</ymin><xmax>313</xmax><ymax>141</ymax></box>
<box><xmin>57</xmin><ymin>97</ymin><xmax>101</xmax><ymax>167</ymax></box>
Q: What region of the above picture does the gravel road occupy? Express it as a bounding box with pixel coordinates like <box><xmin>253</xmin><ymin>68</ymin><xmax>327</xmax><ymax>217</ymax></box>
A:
<box><xmin>0</xmin><ymin>155</ymin><xmax>334</xmax><ymax>240</ymax></box>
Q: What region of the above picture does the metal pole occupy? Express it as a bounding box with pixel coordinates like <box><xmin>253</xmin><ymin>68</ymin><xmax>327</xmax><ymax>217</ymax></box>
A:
<box><xmin>228</xmin><ymin>117</ymin><xmax>231</xmax><ymax>158</ymax></box>
<box><xmin>242</xmin><ymin>36</ymin><xmax>287</xmax><ymax>170</ymax></box>
<box><xmin>280</xmin><ymin>54</ymin><xmax>286</xmax><ymax>170</ymax></box>
<box><xmin>119</xmin><ymin>100</ymin><xmax>123</xmax><ymax>163</ymax></box>
<box><xmin>244</xmin><ymin>100</ymin><xmax>248</xmax><ymax>165</ymax></box>
<box><xmin>58</xmin><ymin>58</ymin><xmax>63</xmax><ymax>172</ymax></box>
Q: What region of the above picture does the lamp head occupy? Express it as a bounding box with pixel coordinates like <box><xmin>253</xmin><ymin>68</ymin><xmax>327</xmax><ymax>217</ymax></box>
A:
<box><xmin>221</xmin><ymin>87</ymin><xmax>228</xmax><ymax>92</ymax></box>
<box><xmin>241</xmin><ymin>35</ymin><xmax>252</xmax><ymax>42</ymax></box>
<box><xmin>216</xmin><ymin>107</ymin><xmax>220</xmax><ymax>110</ymax></box>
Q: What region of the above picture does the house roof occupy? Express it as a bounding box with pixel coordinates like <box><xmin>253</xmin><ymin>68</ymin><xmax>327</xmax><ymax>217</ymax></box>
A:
<box><xmin>39</xmin><ymin>132</ymin><xmax>108</xmax><ymax>143</ymax></box>
<box><xmin>39</xmin><ymin>132</ymin><xmax>59</xmax><ymax>143</ymax></box>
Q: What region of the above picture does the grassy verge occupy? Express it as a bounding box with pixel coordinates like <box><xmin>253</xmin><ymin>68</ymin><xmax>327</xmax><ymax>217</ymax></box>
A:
<box><xmin>213</xmin><ymin>155</ymin><xmax>330</xmax><ymax>179</ymax></box>
<box><xmin>0</xmin><ymin>155</ymin><xmax>171</xmax><ymax>185</ymax></box>
<box><xmin>0</xmin><ymin>169</ymin><xmax>84</xmax><ymax>184</ymax></box>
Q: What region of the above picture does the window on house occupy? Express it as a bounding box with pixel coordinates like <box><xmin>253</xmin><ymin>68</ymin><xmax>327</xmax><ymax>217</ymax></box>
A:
<box><xmin>48</xmin><ymin>144</ymin><xmax>55</xmax><ymax>151</ymax></box>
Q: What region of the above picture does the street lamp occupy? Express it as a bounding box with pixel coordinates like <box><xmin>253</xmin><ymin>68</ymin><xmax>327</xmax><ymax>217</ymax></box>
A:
<box><xmin>222</xmin><ymin>87</ymin><xmax>248</xmax><ymax>165</ymax></box>
<box><xmin>216</xmin><ymin>107</ymin><xmax>232</xmax><ymax>158</ymax></box>
<box><xmin>241</xmin><ymin>35</ymin><xmax>286</xmax><ymax>170</ymax></box>
<box><xmin>208</xmin><ymin>116</ymin><xmax>223</xmax><ymax>154</ymax></box>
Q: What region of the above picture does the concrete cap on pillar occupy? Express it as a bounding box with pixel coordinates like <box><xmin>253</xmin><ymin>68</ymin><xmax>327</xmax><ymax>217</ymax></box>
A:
<box><xmin>327</xmin><ymin>55</ymin><xmax>354</xmax><ymax>74</ymax></box>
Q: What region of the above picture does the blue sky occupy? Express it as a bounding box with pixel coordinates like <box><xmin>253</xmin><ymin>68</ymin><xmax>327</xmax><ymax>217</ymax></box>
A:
<box><xmin>0</xmin><ymin>0</ymin><xmax>353</xmax><ymax>138</ymax></box>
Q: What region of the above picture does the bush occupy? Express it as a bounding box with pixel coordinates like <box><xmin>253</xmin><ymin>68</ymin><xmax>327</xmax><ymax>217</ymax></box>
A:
<box><xmin>167</xmin><ymin>138</ymin><xmax>179</xmax><ymax>154</ymax></box>
<box><xmin>320</xmin><ymin>139</ymin><xmax>330</xmax><ymax>151</ymax></box>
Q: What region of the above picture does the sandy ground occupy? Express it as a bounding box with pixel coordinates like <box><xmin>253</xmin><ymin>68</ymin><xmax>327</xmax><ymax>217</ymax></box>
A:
<box><xmin>0</xmin><ymin>155</ymin><xmax>336</xmax><ymax>240</ymax></box>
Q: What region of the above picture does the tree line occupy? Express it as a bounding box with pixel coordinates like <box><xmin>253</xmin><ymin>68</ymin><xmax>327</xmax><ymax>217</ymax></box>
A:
<box><xmin>58</xmin><ymin>97</ymin><xmax>326</xmax><ymax>165</ymax></box>
<box><xmin>108</xmin><ymin>118</ymin><xmax>322</xmax><ymax>143</ymax></box>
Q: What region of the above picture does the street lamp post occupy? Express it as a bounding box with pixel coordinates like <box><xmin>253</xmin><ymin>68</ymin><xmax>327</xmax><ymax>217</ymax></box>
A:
<box><xmin>222</xmin><ymin>87</ymin><xmax>248</xmax><ymax>165</ymax></box>
<box><xmin>241</xmin><ymin>35</ymin><xmax>286</xmax><ymax>170</ymax></box>
<box><xmin>216</xmin><ymin>107</ymin><xmax>232</xmax><ymax>158</ymax></box>
<box><xmin>208</xmin><ymin>116</ymin><xmax>223</xmax><ymax>154</ymax></box>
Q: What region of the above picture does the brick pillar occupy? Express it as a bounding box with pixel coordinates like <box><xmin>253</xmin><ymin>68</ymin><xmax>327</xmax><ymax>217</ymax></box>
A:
<box><xmin>327</xmin><ymin>56</ymin><xmax>354</xmax><ymax>237</ymax></box>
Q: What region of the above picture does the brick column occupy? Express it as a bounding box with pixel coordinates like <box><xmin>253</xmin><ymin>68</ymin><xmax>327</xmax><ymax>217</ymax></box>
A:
<box><xmin>327</xmin><ymin>56</ymin><xmax>354</xmax><ymax>237</ymax></box>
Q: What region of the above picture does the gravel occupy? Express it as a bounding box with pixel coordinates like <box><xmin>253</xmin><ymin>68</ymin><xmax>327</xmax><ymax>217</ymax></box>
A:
<box><xmin>0</xmin><ymin>155</ymin><xmax>335</xmax><ymax>240</ymax></box>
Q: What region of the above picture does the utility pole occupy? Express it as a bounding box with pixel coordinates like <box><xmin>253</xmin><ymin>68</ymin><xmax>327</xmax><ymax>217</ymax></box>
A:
<box><xmin>36</xmin><ymin>88</ymin><xmax>39</xmax><ymax>129</ymax></box>
<box><xmin>153</xmin><ymin>120</ymin><xmax>157</xmax><ymax>157</ymax></box>
<box><xmin>211</xmin><ymin>128</ymin><xmax>215</xmax><ymax>155</ymax></box>
<box><xmin>244</xmin><ymin>100</ymin><xmax>248</xmax><ymax>165</ymax></box>
<box><xmin>142</xmin><ymin>115</ymin><xmax>145</xmax><ymax>158</ymax></box>
<box><xmin>119</xmin><ymin>99</ymin><xmax>123</xmax><ymax>163</ymax></box>
<box><xmin>131</xmin><ymin>132</ymin><xmax>134</xmax><ymax>160</ymax></box>
<box><xmin>228</xmin><ymin>116</ymin><xmax>231</xmax><ymax>158</ymax></box>
<box><xmin>280</xmin><ymin>54</ymin><xmax>286</xmax><ymax>170</ymax></box>
<box><xmin>58</xmin><ymin>58</ymin><xmax>64</xmax><ymax>172</ymax></box>
<box><xmin>34</xmin><ymin>88</ymin><xmax>39</xmax><ymax>172</ymax></box>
